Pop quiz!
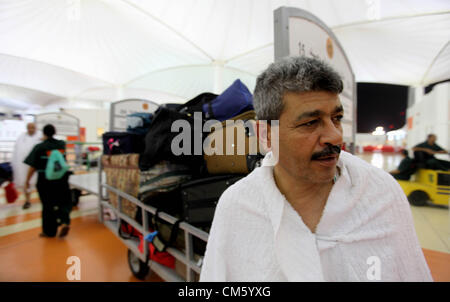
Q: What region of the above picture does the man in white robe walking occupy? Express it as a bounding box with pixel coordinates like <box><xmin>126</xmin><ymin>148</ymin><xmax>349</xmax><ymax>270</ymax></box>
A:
<box><xmin>200</xmin><ymin>56</ymin><xmax>432</xmax><ymax>282</ymax></box>
<box><xmin>11</xmin><ymin>122</ymin><xmax>41</xmax><ymax>209</ymax></box>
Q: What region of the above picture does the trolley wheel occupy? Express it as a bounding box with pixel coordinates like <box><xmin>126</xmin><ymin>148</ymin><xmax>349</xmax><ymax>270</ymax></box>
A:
<box><xmin>408</xmin><ymin>190</ymin><xmax>428</xmax><ymax>206</ymax></box>
<box><xmin>127</xmin><ymin>249</ymin><xmax>149</xmax><ymax>280</ymax></box>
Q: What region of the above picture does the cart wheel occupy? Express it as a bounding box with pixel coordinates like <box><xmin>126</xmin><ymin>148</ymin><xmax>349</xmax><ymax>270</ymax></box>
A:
<box><xmin>70</xmin><ymin>189</ymin><xmax>81</xmax><ymax>207</ymax></box>
<box><xmin>408</xmin><ymin>190</ymin><xmax>428</xmax><ymax>206</ymax></box>
<box><xmin>127</xmin><ymin>249</ymin><xmax>149</xmax><ymax>280</ymax></box>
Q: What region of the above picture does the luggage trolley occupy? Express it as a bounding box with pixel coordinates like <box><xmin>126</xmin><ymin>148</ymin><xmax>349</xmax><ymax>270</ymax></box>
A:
<box><xmin>98</xmin><ymin>165</ymin><xmax>209</xmax><ymax>281</ymax></box>
<box><xmin>97</xmin><ymin>98</ymin><xmax>209</xmax><ymax>281</ymax></box>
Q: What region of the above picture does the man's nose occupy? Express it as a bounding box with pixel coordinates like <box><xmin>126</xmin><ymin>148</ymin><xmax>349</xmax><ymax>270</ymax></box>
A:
<box><xmin>319</xmin><ymin>119</ymin><xmax>343</xmax><ymax>146</ymax></box>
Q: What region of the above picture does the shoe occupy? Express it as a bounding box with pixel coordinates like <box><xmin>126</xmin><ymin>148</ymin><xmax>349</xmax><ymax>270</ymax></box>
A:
<box><xmin>22</xmin><ymin>202</ymin><xmax>31</xmax><ymax>210</ymax></box>
<box><xmin>39</xmin><ymin>233</ymin><xmax>54</xmax><ymax>238</ymax></box>
<box><xmin>58</xmin><ymin>225</ymin><xmax>70</xmax><ymax>238</ymax></box>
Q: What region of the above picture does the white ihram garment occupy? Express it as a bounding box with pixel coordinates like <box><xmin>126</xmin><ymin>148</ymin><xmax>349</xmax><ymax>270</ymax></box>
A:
<box><xmin>11</xmin><ymin>132</ymin><xmax>41</xmax><ymax>189</ymax></box>
<box><xmin>200</xmin><ymin>151</ymin><xmax>432</xmax><ymax>282</ymax></box>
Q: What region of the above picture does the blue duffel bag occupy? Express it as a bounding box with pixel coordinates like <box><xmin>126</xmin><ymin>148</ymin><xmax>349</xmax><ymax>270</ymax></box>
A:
<box><xmin>203</xmin><ymin>79</ymin><xmax>254</xmax><ymax>121</ymax></box>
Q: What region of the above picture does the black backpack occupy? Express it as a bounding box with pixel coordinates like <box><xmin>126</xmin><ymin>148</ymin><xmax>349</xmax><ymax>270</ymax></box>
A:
<box><xmin>138</xmin><ymin>107</ymin><xmax>204</xmax><ymax>172</ymax></box>
<box><xmin>138</xmin><ymin>93</ymin><xmax>218</xmax><ymax>173</ymax></box>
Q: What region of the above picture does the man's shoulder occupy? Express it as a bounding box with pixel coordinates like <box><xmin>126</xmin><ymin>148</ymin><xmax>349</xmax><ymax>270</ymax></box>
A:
<box><xmin>217</xmin><ymin>167</ymin><xmax>268</xmax><ymax>208</ymax></box>
<box><xmin>340</xmin><ymin>151</ymin><xmax>408</xmax><ymax>208</ymax></box>
<box><xmin>32</xmin><ymin>141</ymin><xmax>45</xmax><ymax>151</ymax></box>
<box><xmin>340</xmin><ymin>151</ymin><xmax>375</xmax><ymax>171</ymax></box>
<box><xmin>46</xmin><ymin>139</ymin><xmax>65</xmax><ymax>149</ymax></box>
<box><xmin>340</xmin><ymin>151</ymin><xmax>397</xmax><ymax>185</ymax></box>
<box><xmin>414</xmin><ymin>141</ymin><xmax>428</xmax><ymax>148</ymax></box>
<box><xmin>57</xmin><ymin>139</ymin><xmax>66</xmax><ymax>148</ymax></box>
<box><xmin>432</xmin><ymin>143</ymin><xmax>444</xmax><ymax>151</ymax></box>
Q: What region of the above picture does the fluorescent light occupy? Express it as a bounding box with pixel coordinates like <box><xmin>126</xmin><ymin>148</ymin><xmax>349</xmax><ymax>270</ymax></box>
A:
<box><xmin>372</xmin><ymin>126</ymin><xmax>385</xmax><ymax>136</ymax></box>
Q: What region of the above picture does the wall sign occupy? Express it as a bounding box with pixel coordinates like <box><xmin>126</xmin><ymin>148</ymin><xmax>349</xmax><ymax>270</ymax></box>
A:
<box><xmin>35</xmin><ymin>112</ymin><xmax>80</xmax><ymax>138</ymax></box>
<box><xmin>274</xmin><ymin>7</ymin><xmax>357</xmax><ymax>152</ymax></box>
<box><xmin>109</xmin><ymin>99</ymin><xmax>159</xmax><ymax>132</ymax></box>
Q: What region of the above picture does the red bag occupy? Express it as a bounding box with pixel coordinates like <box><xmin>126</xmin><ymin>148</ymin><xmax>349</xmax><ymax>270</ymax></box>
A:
<box><xmin>120</xmin><ymin>222</ymin><xmax>141</xmax><ymax>238</ymax></box>
<box><xmin>120</xmin><ymin>220</ymin><xmax>175</xmax><ymax>269</ymax></box>
<box><xmin>5</xmin><ymin>182</ymin><xmax>18</xmax><ymax>204</ymax></box>
<box><xmin>138</xmin><ymin>233</ymin><xmax>175</xmax><ymax>269</ymax></box>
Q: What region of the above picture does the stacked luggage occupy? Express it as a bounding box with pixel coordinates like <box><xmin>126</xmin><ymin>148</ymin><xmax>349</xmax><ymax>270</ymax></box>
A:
<box><xmin>101</xmin><ymin>79</ymin><xmax>264</xmax><ymax>276</ymax></box>
<box><xmin>101</xmin><ymin>154</ymin><xmax>140</xmax><ymax>219</ymax></box>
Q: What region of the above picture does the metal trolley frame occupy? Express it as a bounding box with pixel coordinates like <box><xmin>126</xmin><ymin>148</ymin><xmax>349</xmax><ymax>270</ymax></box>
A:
<box><xmin>98</xmin><ymin>160</ymin><xmax>209</xmax><ymax>282</ymax></box>
<box><xmin>97</xmin><ymin>153</ymin><xmax>209</xmax><ymax>282</ymax></box>
<box><xmin>92</xmin><ymin>98</ymin><xmax>210</xmax><ymax>281</ymax></box>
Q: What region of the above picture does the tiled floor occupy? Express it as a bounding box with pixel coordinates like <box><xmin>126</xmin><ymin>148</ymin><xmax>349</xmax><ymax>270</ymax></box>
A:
<box><xmin>0</xmin><ymin>152</ymin><xmax>448</xmax><ymax>281</ymax></box>
<box><xmin>0</xmin><ymin>204</ymin><xmax>162</xmax><ymax>282</ymax></box>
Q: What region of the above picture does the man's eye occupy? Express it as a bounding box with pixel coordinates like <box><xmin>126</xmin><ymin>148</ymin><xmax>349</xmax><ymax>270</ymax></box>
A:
<box><xmin>333</xmin><ymin>115</ymin><xmax>344</xmax><ymax>122</ymax></box>
<box><xmin>301</xmin><ymin>120</ymin><xmax>318</xmax><ymax>127</ymax></box>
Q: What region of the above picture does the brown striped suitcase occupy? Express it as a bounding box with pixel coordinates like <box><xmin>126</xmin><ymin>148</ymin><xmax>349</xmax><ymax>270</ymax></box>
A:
<box><xmin>203</xmin><ymin>110</ymin><xmax>263</xmax><ymax>174</ymax></box>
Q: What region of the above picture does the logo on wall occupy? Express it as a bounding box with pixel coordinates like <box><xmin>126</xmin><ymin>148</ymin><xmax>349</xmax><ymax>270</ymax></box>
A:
<box><xmin>326</xmin><ymin>37</ymin><xmax>333</xmax><ymax>59</ymax></box>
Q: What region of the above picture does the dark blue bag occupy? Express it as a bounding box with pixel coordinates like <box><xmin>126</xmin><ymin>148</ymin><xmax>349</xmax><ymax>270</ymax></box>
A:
<box><xmin>202</xmin><ymin>79</ymin><xmax>254</xmax><ymax>121</ymax></box>
<box><xmin>0</xmin><ymin>162</ymin><xmax>13</xmax><ymax>185</ymax></box>
<box><xmin>102</xmin><ymin>132</ymin><xmax>145</xmax><ymax>155</ymax></box>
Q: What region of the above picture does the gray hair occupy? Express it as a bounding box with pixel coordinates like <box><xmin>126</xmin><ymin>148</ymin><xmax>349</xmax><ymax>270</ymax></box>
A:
<box><xmin>253</xmin><ymin>56</ymin><xmax>343</xmax><ymax>120</ymax></box>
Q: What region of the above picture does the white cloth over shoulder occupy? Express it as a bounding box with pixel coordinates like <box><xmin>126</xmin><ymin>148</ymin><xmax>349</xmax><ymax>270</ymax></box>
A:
<box><xmin>11</xmin><ymin>132</ymin><xmax>41</xmax><ymax>188</ymax></box>
<box><xmin>200</xmin><ymin>151</ymin><xmax>433</xmax><ymax>282</ymax></box>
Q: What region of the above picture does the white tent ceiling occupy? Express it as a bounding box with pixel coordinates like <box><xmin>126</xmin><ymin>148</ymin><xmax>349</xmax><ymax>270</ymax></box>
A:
<box><xmin>0</xmin><ymin>0</ymin><xmax>449</xmax><ymax>111</ymax></box>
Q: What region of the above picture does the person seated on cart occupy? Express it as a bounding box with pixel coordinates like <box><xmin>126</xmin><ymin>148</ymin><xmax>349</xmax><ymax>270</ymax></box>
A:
<box><xmin>412</xmin><ymin>134</ymin><xmax>450</xmax><ymax>171</ymax></box>
<box><xmin>390</xmin><ymin>150</ymin><xmax>417</xmax><ymax>180</ymax></box>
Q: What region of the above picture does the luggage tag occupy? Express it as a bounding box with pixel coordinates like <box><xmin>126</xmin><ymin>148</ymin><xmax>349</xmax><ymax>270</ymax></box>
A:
<box><xmin>144</xmin><ymin>231</ymin><xmax>158</xmax><ymax>242</ymax></box>
<box><xmin>144</xmin><ymin>230</ymin><xmax>166</xmax><ymax>254</ymax></box>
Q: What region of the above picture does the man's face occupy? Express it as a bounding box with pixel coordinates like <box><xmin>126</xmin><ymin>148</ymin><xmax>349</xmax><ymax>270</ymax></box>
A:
<box><xmin>27</xmin><ymin>123</ymin><xmax>36</xmax><ymax>136</ymax></box>
<box><xmin>270</xmin><ymin>91</ymin><xmax>344</xmax><ymax>184</ymax></box>
<box><xmin>428</xmin><ymin>135</ymin><xmax>436</xmax><ymax>145</ymax></box>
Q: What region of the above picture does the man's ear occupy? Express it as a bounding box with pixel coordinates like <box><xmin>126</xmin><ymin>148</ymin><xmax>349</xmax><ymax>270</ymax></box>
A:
<box><xmin>256</xmin><ymin>120</ymin><xmax>271</xmax><ymax>152</ymax></box>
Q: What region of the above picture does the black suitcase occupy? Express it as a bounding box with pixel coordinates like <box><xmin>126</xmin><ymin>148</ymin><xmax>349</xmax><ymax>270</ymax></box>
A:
<box><xmin>180</xmin><ymin>175</ymin><xmax>244</xmax><ymax>226</ymax></box>
<box><xmin>102</xmin><ymin>131</ymin><xmax>145</xmax><ymax>155</ymax></box>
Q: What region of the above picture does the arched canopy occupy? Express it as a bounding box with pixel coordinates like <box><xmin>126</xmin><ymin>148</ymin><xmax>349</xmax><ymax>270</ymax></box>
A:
<box><xmin>0</xmin><ymin>0</ymin><xmax>449</xmax><ymax>111</ymax></box>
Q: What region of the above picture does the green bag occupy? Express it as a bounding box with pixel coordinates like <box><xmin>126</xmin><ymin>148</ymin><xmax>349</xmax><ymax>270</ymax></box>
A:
<box><xmin>45</xmin><ymin>150</ymin><xmax>69</xmax><ymax>180</ymax></box>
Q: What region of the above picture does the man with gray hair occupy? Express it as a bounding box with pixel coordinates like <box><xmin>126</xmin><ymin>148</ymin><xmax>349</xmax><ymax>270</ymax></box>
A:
<box><xmin>200</xmin><ymin>56</ymin><xmax>432</xmax><ymax>282</ymax></box>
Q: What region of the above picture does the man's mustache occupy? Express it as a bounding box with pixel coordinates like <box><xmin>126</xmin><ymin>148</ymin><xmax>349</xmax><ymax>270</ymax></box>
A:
<box><xmin>311</xmin><ymin>144</ymin><xmax>341</xmax><ymax>160</ymax></box>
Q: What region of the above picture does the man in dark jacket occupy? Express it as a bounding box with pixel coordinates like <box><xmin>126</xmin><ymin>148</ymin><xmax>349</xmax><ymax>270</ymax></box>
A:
<box><xmin>413</xmin><ymin>134</ymin><xmax>449</xmax><ymax>171</ymax></box>
<box><xmin>24</xmin><ymin>124</ymin><xmax>72</xmax><ymax>238</ymax></box>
